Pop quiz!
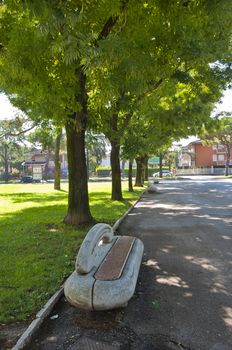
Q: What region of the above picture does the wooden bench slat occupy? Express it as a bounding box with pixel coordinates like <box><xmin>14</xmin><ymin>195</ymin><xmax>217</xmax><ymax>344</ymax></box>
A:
<box><xmin>94</xmin><ymin>236</ymin><xmax>135</xmax><ymax>281</ymax></box>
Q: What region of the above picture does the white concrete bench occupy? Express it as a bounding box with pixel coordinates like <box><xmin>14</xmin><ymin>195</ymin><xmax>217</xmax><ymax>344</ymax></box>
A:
<box><xmin>64</xmin><ymin>223</ymin><xmax>144</xmax><ymax>311</ymax></box>
<box><xmin>147</xmin><ymin>184</ymin><xmax>158</xmax><ymax>193</ymax></box>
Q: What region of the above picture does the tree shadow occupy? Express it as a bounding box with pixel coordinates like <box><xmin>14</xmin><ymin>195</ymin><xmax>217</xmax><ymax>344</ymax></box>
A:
<box><xmin>0</xmin><ymin>186</ymin><xmax>143</xmax><ymax>323</ymax></box>
<box><xmin>0</xmin><ymin>192</ymin><xmax>68</xmax><ymax>204</ymax></box>
<box><xmin>117</xmin><ymin>180</ymin><xmax>232</xmax><ymax>349</ymax></box>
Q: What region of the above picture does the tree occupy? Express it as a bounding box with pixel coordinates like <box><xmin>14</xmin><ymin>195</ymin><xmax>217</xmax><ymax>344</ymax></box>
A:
<box><xmin>85</xmin><ymin>132</ymin><xmax>108</xmax><ymax>177</ymax></box>
<box><xmin>0</xmin><ymin>117</ymin><xmax>32</xmax><ymax>182</ymax></box>
<box><xmin>0</xmin><ymin>0</ymin><xmax>232</xmax><ymax>222</ymax></box>
<box><xmin>90</xmin><ymin>0</ymin><xmax>232</xmax><ymax>198</ymax></box>
<box><xmin>0</xmin><ymin>1</ymin><xmax>128</xmax><ymax>225</ymax></box>
<box><xmin>202</xmin><ymin>115</ymin><xmax>232</xmax><ymax>176</ymax></box>
<box><xmin>163</xmin><ymin>150</ymin><xmax>178</xmax><ymax>172</ymax></box>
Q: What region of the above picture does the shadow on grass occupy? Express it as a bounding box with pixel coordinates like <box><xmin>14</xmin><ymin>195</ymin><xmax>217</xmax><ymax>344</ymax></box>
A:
<box><xmin>0</xmin><ymin>189</ymin><xmax>141</xmax><ymax>206</ymax></box>
<box><xmin>0</xmin><ymin>192</ymin><xmax>68</xmax><ymax>203</ymax></box>
<box><xmin>0</xmin><ymin>188</ymin><xmax>143</xmax><ymax>323</ymax></box>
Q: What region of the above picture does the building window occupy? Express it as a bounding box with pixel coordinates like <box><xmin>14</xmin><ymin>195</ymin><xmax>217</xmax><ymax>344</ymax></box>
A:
<box><xmin>218</xmin><ymin>144</ymin><xmax>224</xmax><ymax>150</ymax></box>
<box><xmin>213</xmin><ymin>155</ymin><xmax>217</xmax><ymax>162</ymax></box>
<box><xmin>212</xmin><ymin>145</ymin><xmax>217</xmax><ymax>150</ymax></box>
<box><xmin>218</xmin><ymin>154</ymin><xmax>224</xmax><ymax>161</ymax></box>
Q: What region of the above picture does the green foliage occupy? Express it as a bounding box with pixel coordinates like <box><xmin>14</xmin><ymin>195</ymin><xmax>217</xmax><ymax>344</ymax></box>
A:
<box><xmin>201</xmin><ymin>115</ymin><xmax>232</xmax><ymax>146</ymax></box>
<box><xmin>163</xmin><ymin>150</ymin><xmax>178</xmax><ymax>170</ymax></box>
<box><xmin>0</xmin><ymin>0</ymin><xmax>232</xmax><ymax>205</ymax></box>
<box><xmin>0</xmin><ymin>0</ymin><xmax>127</xmax><ymax>124</ymax></box>
<box><xmin>95</xmin><ymin>166</ymin><xmax>111</xmax><ymax>177</ymax></box>
<box><xmin>28</xmin><ymin>122</ymin><xmax>64</xmax><ymax>153</ymax></box>
<box><xmin>95</xmin><ymin>166</ymin><xmax>111</xmax><ymax>171</ymax></box>
<box><xmin>1</xmin><ymin>0</ymin><xmax>231</xmax><ymax>130</ymax></box>
<box><xmin>86</xmin><ymin>132</ymin><xmax>108</xmax><ymax>173</ymax></box>
<box><xmin>29</xmin><ymin>127</ymin><xmax>54</xmax><ymax>151</ymax></box>
<box><xmin>0</xmin><ymin>118</ymin><xmax>33</xmax><ymax>180</ymax></box>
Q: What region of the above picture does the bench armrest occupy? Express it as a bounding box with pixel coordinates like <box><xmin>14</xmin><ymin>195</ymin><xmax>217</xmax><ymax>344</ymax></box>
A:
<box><xmin>75</xmin><ymin>223</ymin><xmax>114</xmax><ymax>274</ymax></box>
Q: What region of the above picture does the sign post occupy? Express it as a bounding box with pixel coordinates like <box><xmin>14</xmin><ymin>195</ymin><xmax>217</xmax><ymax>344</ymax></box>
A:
<box><xmin>32</xmin><ymin>166</ymin><xmax>43</xmax><ymax>181</ymax></box>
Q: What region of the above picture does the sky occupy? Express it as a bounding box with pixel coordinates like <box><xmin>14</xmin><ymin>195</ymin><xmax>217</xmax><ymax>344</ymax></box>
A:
<box><xmin>0</xmin><ymin>93</ymin><xmax>21</xmax><ymax>120</ymax></box>
<box><xmin>214</xmin><ymin>88</ymin><xmax>232</xmax><ymax>113</ymax></box>
<box><xmin>178</xmin><ymin>88</ymin><xmax>232</xmax><ymax>146</ymax></box>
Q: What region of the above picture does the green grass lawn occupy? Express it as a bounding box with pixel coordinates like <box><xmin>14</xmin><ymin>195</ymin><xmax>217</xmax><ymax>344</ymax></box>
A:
<box><xmin>0</xmin><ymin>182</ymin><xmax>143</xmax><ymax>323</ymax></box>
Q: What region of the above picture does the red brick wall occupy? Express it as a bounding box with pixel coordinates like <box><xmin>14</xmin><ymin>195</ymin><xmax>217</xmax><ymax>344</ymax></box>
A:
<box><xmin>195</xmin><ymin>144</ymin><xmax>213</xmax><ymax>167</ymax></box>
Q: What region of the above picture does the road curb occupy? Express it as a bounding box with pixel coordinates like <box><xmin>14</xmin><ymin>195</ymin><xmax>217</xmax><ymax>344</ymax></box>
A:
<box><xmin>113</xmin><ymin>189</ymin><xmax>146</xmax><ymax>231</ymax></box>
<box><xmin>11</xmin><ymin>288</ymin><xmax>63</xmax><ymax>350</ymax></box>
<box><xmin>11</xmin><ymin>188</ymin><xmax>146</xmax><ymax>349</ymax></box>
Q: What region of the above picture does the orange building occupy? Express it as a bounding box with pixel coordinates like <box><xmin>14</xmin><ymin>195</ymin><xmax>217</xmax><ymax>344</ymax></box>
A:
<box><xmin>188</xmin><ymin>141</ymin><xmax>232</xmax><ymax>167</ymax></box>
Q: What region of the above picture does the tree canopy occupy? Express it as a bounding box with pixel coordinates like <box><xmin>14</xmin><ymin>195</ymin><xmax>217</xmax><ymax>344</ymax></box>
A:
<box><xmin>0</xmin><ymin>117</ymin><xmax>32</xmax><ymax>182</ymax></box>
<box><xmin>0</xmin><ymin>0</ymin><xmax>232</xmax><ymax>224</ymax></box>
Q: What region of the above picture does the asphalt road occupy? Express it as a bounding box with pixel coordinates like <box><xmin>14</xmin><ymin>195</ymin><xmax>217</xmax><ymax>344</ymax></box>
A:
<box><xmin>118</xmin><ymin>176</ymin><xmax>232</xmax><ymax>350</ymax></box>
<box><xmin>21</xmin><ymin>176</ymin><xmax>232</xmax><ymax>350</ymax></box>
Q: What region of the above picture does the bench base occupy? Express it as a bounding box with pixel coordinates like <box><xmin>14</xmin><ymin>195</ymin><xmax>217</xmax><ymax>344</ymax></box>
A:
<box><xmin>64</xmin><ymin>237</ymin><xmax>144</xmax><ymax>311</ymax></box>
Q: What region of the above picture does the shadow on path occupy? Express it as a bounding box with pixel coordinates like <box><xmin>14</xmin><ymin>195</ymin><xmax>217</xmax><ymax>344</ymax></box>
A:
<box><xmin>13</xmin><ymin>179</ymin><xmax>232</xmax><ymax>350</ymax></box>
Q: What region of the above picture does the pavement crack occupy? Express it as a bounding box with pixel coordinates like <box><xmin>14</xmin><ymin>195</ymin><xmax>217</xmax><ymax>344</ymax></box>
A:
<box><xmin>170</xmin><ymin>339</ymin><xmax>191</xmax><ymax>349</ymax></box>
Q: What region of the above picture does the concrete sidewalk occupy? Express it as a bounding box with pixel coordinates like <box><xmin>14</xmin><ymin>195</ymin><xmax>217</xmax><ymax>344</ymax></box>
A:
<box><xmin>24</xmin><ymin>178</ymin><xmax>232</xmax><ymax>350</ymax></box>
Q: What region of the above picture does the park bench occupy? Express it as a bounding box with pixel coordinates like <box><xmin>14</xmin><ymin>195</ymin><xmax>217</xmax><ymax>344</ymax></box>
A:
<box><xmin>147</xmin><ymin>184</ymin><xmax>158</xmax><ymax>193</ymax></box>
<box><xmin>64</xmin><ymin>223</ymin><xmax>144</xmax><ymax>311</ymax></box>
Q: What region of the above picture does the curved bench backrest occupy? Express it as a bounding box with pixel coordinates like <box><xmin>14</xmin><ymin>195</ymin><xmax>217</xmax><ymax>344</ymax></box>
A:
<box><xmin>75</xmin><ymin>223</ymin><xmax>114</xmax><ymax>274</ymax></box>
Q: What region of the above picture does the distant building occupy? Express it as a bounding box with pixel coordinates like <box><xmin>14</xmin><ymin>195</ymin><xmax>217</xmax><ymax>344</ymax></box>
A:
<box><xmin>178</xmin><ymin>140</ymin><xmax>232</xmax><ymax>175</ymax></box>
<box><xmin>148</xmin><ymin>156</ymin><xmax>160</xmax><ymax>167</ymax></box>
<box><xmin>188</xmin><ymin>141</ymin><xmax>232</xmax><ymax>167</ymax></box>
<box><xmin>22</xmin><ymin>152</ymin><xmax>48</xmax><ymax>180</ymax></box>
<box><xmin>22</xmin><ymin>151</ymin><xmax>68</xmax><ymax>180</ymax></box>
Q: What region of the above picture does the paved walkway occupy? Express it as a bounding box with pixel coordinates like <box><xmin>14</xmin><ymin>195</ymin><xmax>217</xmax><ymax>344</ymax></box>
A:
<box><xmin>24</xmin><ymin>178</ymin><xmax>232</xmax><ymax>350</ymax></box>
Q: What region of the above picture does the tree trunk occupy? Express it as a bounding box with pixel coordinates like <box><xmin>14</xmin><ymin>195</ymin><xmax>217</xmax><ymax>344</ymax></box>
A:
<box><xmin>121</xmin><ymin>159</ymin><xmax>126</xmax><ymax>179</ymax></box>
<box><xmin>159</xmin><ymin>153</ymin><xmax>163</xmax><ymax>178</ymax></box>
<box><xmin>54</xmin><ymin>129</ymin><xmax>62</xmax><ymax>190</ymax></box>
<box><xmin>225</xmin><ymin>144</ymin><xmax>230</xmax><ymax>176</ymax></box>
<box><xmin>134</xmin><ymin>157</ymin><xmax>143</xmax><ymax>187</ymax></box>
<box><xmin>86</xmin><ymin>146</ymin><xmax>89</xmax><ymax>180</ymax></box>
<box><xmin>64</xmin><ymin>68</ymin><xmax>94</xmax><ymax>226</ymax></box>
<box><xmin>4</xmin><ymin>144</ymin><xmax>9</xmax><ymax>183</ymax></box>
<box><xmin>110</xmin><ymin>138</ymin><xmax>122</xmax><ymax>200</ymax></box>
<box><xmin>144</xmin><ymin>155</ymin><xmax>148</xmax><ymax>181</ymax></box>
<box><xmin>141</xmin><ymin>157</ymin><xmax>145</xmax><ymax>184</ymax></box>
<box><xmin>108</xmin><ymin>113</ymin><xmax>122</xmax><ymax>201</ymax></box>
<box><xmin>128</xmin><ymin>159</ymin><xmax>133</xmax><ymax>192</ymax></box>
<box><xmin>64</xmin><ymin>122</ymin><xmax>94</xmax><ymax>226</ymax></box>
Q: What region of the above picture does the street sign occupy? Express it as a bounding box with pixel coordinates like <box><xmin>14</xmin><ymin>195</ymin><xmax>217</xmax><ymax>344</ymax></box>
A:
<box><xmin>32</xmin><ymin>166</ymin><xmax>43</xmax><ymax>180</ymax></box>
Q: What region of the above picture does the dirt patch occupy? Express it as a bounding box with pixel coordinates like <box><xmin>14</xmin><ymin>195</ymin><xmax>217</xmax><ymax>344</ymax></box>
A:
<box><xmin>21</xmin><ymin>296</ymin><xmax>189</xmax><ymax>350</ymax></box>
<box><xmin>73</xmin><ymin>308</ymin><xmax>125</xmax><ymax>330</ymax></box>
<box><xmin>0</xmin><ymin>320</ymin><xmax>30</xmax><ymax>350</ymax></box>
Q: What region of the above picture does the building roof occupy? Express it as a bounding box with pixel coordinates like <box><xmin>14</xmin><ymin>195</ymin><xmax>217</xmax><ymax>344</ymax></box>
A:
<box><xmin>148</xmin><ymin>156</ymin><xmax>160</xmax><ymax>165</ymax></box>
<box><xmin>187</xmin><ymin>140</ymin><xmax>202</xmax><ymax>146</ymax></box>
<box><xmin>22</xmin><ymin>160</ymin><xmax>46</xmax><ymax>166</ymax></box>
